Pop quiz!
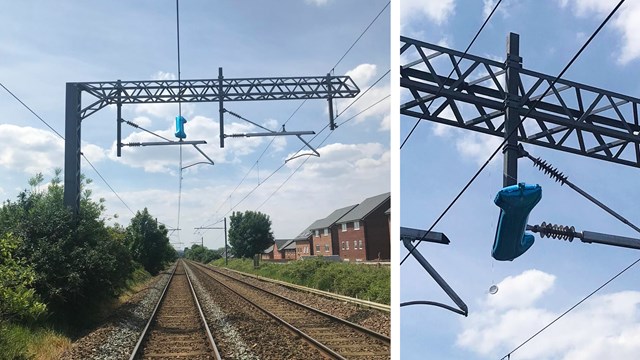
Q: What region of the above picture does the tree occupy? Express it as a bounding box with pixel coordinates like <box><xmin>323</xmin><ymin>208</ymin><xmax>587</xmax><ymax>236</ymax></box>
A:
<box><xmin>0</xmin><ymin>171</ymin><xmax>132</xmax><ymax>322</ymax></box>
<box><xmin>0</xmin><ymin>233</ymin><xmax>46</xmax><ymax>322</ymax></box>
<box><xmin>125</xmin><ymin>208</ymin><xmax>175</xmax><ymax>275</ymax></box>
<box><xmin>184</xmin><ymin>244</ymin><xmax>221</xmax><ymax>263</ymax></box>
<box><xmin>228</xmin><ymin>211</ymin><xmax>274</xmax><ymax>258</ymax></box>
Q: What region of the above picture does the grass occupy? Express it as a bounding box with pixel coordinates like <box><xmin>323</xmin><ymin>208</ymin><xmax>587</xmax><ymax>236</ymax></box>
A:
<box><xmin>210</xmin><ymin>257</ymin><xmax>390</xmax><ymax>304</ymax></box>
<box><xmin>0</xmin><ymin>262</ymin><xmax>154</xmax><ymax>359</ymax></box>
<box><xmin>0</xmin><ymin>322</ymin><xmax>71</xmax><ymax>360</ymax></box>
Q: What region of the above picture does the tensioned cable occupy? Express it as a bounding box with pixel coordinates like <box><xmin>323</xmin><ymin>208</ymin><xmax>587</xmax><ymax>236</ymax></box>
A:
<box><xmin>256</xmin><ymin>93</ymin><xmax>390</xmax><ymax>211</ymax></box>
<box><xmin>499</xmin><ymin>255</ymin><xmax>640</xmax><ymax>359</ymax></box>
<box><xmin>401</xmin><ymin>0</ymin><xmax>627</xmax><ymax>265</ymax></box>
<box><xmin>0</xmin><ymin>82</ymin><xmax>137</xmax><ymax>216</ymax></box>
<box><xmin>175</xmin><ymin>0</ymin><xmax>184</xmax><ymax>241</ymax></box>
<box><xmin>331</xmin><ymin>1</ymin><xmax>390</xmax><ymax>72</ymax></box>
<box><xmin>204</xmin><ymin>2</ymin><xmax>389</xmax><ymax>227</ymax></box>
<box><xmin>400</xmin><ymin>0</ymin><xmax>503</xmax><ymax>149</ymax></box>
<box><xmin>199</xmin><ymin>72</ymin><xmax>389</xmax><ymax>230</ymax></box>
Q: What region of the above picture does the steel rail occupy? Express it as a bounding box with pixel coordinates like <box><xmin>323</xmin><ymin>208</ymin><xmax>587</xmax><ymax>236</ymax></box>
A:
<box><xmin>188</xmin><ymin>261</ymin><xmax>390</xmax><ymax>358</ymax></box>
<box><xmin>128</xmin><ymin>260</ymin><xmax>220</xmax><ymax>360</ymax></box>
<box><xmin>222</xmin><ymin>267</ymin><xmax>390</xmax><ymax>312</ymax></box>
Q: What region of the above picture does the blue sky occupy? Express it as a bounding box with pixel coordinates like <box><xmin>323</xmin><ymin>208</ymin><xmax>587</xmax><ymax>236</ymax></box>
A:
<box><xmin>0</xmin><ymin>0</ymin><xmax>390</xmax><ymax>250</ymax></box>
<box><xmin>401</xmin><ymin>1</ymin><xmax>640</xmax><ymax>359</ymax></box>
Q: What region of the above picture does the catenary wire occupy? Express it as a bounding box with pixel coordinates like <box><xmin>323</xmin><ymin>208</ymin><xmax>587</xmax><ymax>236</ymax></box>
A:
<box><xmin>500</xmin><ymin>255</ymin><xmax>640</xmax><ymax>359</ymax></box>
<box><xmin>203</xmin><ymin>3</ymin><xmax>389</xmax><ymax>228</ymax></box>
<box><xmin>199</xmin><ymin>70</ymin><xmax>389</xmax><ymax>230</ymax></box>
<box><xmin>401</xmin><ymin>0</ymin><xmax>627</xmax><ymax>265</ymax></box>
<box><xmin>0</xmin><ymin>82</ymin><xmax>137</xmax><ymax>216</ymax></box>
<box><xmin>400</xmin><ymin>0</ymin><xmax>503</xmax><ymax>149</ymax></box>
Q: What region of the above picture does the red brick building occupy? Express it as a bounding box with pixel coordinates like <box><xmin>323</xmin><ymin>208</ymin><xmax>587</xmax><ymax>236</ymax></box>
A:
<box><xmin>309</xmin><ymin>205</ymin><xmax>357</xmax><ymax>257</ymax></box>
<box><xmin>294</xmin><ymin>228</ymin><xmax>313</xmax><ymax>259</ymax></box>
<box><xmin>336</xmin><ymin>193</ymin><xmax>390</xmax><ymax>262</ymax></box>
<box><xmin>262</xmin><ymin>239</ymin><xmax>296</xmax><ymax>261</ymax></box>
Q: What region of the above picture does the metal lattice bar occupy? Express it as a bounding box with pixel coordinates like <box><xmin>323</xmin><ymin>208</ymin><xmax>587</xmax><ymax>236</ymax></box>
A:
<box><xmin>76</xmin><ymin>76</ymin><xmax>359</xmax><ymax>119</ymax></box>
<box><xmin>401</xmin><ymin>35</ymin><xmax>640</xmax><ymax>168</ymax></box>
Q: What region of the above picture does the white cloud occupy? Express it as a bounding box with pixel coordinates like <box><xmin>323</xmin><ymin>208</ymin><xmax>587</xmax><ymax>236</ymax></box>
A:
<box><xmin>305</xmin><ymin>0</ymin><xmax>329</xmax><ymax>6</ymax></box>
<box><xmin>109</xmin><ymin>115</ymin><xmax>266</xmax><ymax>173</ymax></box>
<box><xmin>401</xmin><ymin>0</ymin><xmax>455</xmax><ymax>25</ymax></box>
<box><xmin>560</xmin><ymin>0</ymin><xmax>640</xmax><ymax>64</ymax></box>
<box><xmin>337</xmin><ymin>63</ymin><xmax>389</xmax><ymax>126</ymax></box>
<box><xmin>82</xmin><ymin>142</ymin><xmax>106</xmax><ymax>163</ymax></box>
<box><xmin>0</xmin><ymin>124</ymin><xmax>64</xmax><ymax>174</ymax></box>
<box><xmin>458</xmin><ymin>269</ymin><xmax>640</xmax><ymax>359</ymax></box>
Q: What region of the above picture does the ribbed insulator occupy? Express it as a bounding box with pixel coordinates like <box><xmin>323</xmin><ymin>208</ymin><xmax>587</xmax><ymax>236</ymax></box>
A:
<box><xmin>531</xmin><ymin>157</ymin><xmax>568</xmax><ymax>185</ymax></box>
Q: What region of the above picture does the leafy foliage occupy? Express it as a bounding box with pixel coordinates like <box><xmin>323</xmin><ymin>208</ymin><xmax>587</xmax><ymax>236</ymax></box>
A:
<box><xmin>0</xmin><ymin>233</ymin><xmax>46</xmax><ymax>322</ymax></box>
<box><xmin>0</xmin><ymin>171</ymin><xmax>133</xmax><ymax>322</ymax></box>
<box><xmin>125</xmin><ymin>208</ymin><xmax>177</xmax><ymax>275</ymax></box>
<box><xmin>183</xmin><ymin>244</ymin><xmax>221</xmax><ymax>263</ymax></box>
<box><xmin>212</xmin><ymin>258</ymin><xmax>390</xmax><ymax>304</ymax></box>
<box><xmin>228</xmin><ymin>211</ymin><xmax>274</xmax><ymax>258</ymax></box>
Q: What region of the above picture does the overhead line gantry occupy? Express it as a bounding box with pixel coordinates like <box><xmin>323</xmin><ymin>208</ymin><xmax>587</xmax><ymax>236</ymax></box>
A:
<box><xmin>65</xmin><ymin>67</ymin><xmax>359</xmax><ymax>214</ymax></box>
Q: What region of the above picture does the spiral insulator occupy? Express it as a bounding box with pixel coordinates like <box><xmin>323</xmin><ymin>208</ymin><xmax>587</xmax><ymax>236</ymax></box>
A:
<box><xmin>535</xmin><ymin>221</ymin><xmax>576</xmax><ymax>241</ymax></box>
<box><xmin>531</xmin><ymin>157</ymin><xmax>568</xmax><ymax>185</ymax></box>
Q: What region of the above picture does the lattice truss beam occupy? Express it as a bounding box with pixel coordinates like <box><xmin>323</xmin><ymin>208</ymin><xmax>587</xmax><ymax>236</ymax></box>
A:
<box><xmin>77</xmin><ymin>76</ymin><xmax>360</xmax><ymax>119</ymax></box>
<box><xmin>401</xmin><ymin>36</ymin><xmax>640</xmax><ymax>168</ymax></box>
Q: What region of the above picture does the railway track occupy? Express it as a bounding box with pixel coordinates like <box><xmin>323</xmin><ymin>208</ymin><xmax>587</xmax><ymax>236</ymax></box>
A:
<box><xmin>129</xmin><ymin>260</ymin><xmax>220</xmax><ymax>360</ymax></box>
<box><xmin>188</xmin><ymin>261</ymin><xmax>391</xmax><ymax>360</ymax></box>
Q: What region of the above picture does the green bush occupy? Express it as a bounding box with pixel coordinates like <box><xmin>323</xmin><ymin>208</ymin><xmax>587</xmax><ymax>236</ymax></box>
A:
<box><xmin>213</xmin><ymin>258</ymin><xmax>390</xmax><ymax>304</ymax></box>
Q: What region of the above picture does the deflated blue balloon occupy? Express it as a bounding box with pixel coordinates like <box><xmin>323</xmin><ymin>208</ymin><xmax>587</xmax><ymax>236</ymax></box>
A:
<box><xmin>492</xmin><ymin>183</ymin><xmax>542</xmax><ymax>261</ymax></box>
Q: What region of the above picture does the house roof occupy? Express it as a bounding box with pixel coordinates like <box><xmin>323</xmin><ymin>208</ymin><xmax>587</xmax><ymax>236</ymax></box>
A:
<box><xmin>281</xmin><ymin>239</ymin><xmax>297</xmax><ymax>250</ymax></box>
<box><xmin>263</xmin><ymin>245</ymin><xmax>274</xmax><ymax>253</ymax></box>
<box><xmin>309</xmin><ymin>204</ymin><xmax>358</xmax><ymax>230</ymax></box>
<box><xmin>337</xmin><ymin>192</ymin><xmax>391</xmax><ymax>224</ymax></box>
<box><xmin>294</xmin><ymin>226</ymin><xmax>312</xmax><ymax>240</ymax></box>
<box><xmin>274</xmin><ymin>239</ymin><xmax>289</xmax><ymax>250</ymax></box>
<box><xmin>384</xmin><ymin>207</ymin><xmax>390</xmax><ymax>215</ymax></box>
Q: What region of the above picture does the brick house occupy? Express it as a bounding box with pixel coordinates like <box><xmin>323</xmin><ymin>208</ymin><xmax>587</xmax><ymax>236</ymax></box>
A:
<box><xmin>336</xmin><ymin>192</ymin><xmax>391</xmax><ymax>261</ymax></box>
<box><xmin>261</xmin><ymin>244</ymin><xmax>274</xmax><ymax>260</ymax></box>
<box><xmin>263</xmin><ymin>239</ymin><xmax>297</xmax><ymax>261</ymax></box>
<box><xmin>294</xmin><ymin>227</ymin><xmax>313</xmax><ymax>259</ymax></box>
<box><xmin>309</xmin><ymin>205</ymin><xmax>357</xmax><ymax>257</ymax></box>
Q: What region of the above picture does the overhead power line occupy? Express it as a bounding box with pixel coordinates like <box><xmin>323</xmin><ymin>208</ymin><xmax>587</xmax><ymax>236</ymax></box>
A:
<box><xmin>1</xmin><ymin>81</ymin><xmax>137</xmax><ymax>217</ymax></box>
<box><xmin>500</xmin><ymin>255</ymin><xmax>640</xmax><ymax>359</ymax></box>
<box><xmin>203</xmin><ymin>3</ymin><xmax>389</xmax><ymax>229</ymax></box>
<box><xmin>400</xmin><ymin>0</ymin><xmax>503</xmax><ymax>149</ymax></box>
<box><xmin>401</xmin><ymin>0</ymin><xmax>627</xmax><ymax>265</ymax></box>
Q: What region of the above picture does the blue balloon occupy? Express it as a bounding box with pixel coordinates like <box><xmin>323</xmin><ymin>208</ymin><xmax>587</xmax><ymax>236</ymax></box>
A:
<box><xmin>492</xmin><ymin>183</ymin><xmax>542</xmax><ymax>261</ymax></box>
<box><xmin>175</xmin><ymin>116</ymin><xmax>187</xmax><ymax>139</ymax></box>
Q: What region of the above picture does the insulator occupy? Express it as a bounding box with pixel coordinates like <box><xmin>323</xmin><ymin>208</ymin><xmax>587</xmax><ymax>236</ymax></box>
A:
<box><xmin>531</xmin><ymin>157</ymin><xmax>568</xmax><ymax>185</ymax></box>
<box><xmin>536</xmin><ymin>221</ymin><xmax>576</xmax><ymax>241</ymax></box>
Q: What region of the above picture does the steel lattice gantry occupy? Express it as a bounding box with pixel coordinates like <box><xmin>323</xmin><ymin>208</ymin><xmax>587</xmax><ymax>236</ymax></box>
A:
<box><xmin>65</xmin><ymin>68</ymin><xmax>359</xmax><ymax>214</ymax></box>
<box><xmin>401</xmin><ymin>34</ymin><xmax>640</xmax><ymax>184</ymax></box>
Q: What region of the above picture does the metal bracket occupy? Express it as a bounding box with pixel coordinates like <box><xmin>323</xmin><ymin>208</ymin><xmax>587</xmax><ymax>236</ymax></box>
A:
<box><xmin>400</xmin><ymin>227</ymin><xmax>469</xmax><ymax>316</ymax></box>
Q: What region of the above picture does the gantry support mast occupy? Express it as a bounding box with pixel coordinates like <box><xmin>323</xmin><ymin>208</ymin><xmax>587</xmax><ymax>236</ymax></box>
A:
<box><xmin>65</xmin><ymin>67</ymin><xmax>359</xmax><ymax>214</ymax></box>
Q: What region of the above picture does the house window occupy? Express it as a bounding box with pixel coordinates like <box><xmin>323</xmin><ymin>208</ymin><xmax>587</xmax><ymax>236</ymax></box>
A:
<box><xmin>346</xmin><ymin>241</ymin><xmax>349</xmax><ymax>250</ymax></box>
<box><xmin>353</xmin><ymin>240</ymin><xmax>357</xmax><ymax>250</ymax></box>
<box><xmin>316</xmin><ymin>244</ymin><xmax>320</xmax><ymax>252</ymax></box>
<box><xmin>359</xmin><ymin>240</ymin><xmax>363</xmax><ymax>249</ymax></box>
<box><xmin>354</xmin><ymin>221</ymin><xmax>360</xmax><ymax>230</ymax></box>
<box><xmin>314</xmin><ymin>230</ymin><xmax>319</xmax><ymax>237</ymax></box>
<box><xmin>324</xmin><ymin>244</ymin><xmax>329</xmax><ymax>252</ymax></box>
<box><xmin>341</xmin><ymin>223</ymin><xmax>347</xmax><ymax>232</ymax></box>
<box><xmin>323</xmin><ymin>228</ymin><xmax>329</xmax><ymax>236</ymax></box>
<box><xmin>341</xmin><ymin>241</ymin><xmax>345</xmax><ymax>250</ymax></box>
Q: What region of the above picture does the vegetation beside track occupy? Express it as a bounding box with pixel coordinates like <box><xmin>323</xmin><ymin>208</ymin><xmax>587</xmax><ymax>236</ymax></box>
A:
<box><xmin>0</xmin><ymin>172</ymin><xmax>176</xmax><ymax>358</ymax></box>
<box><xmin>210</xmin><ymin>258</ymin><xmax>390</xmax><ymax>304</ymax></box>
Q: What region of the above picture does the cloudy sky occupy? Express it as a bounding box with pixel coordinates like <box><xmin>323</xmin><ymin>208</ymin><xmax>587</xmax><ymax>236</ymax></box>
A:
<box><xmin>0</xmin><ymin>0</ymin><xmax>390</xmax><ymax>250</ymax></box>
<box><xmin>401</xmin><ymin>1</ymin><xmax>640</xmax><ymax>359</ymax></box>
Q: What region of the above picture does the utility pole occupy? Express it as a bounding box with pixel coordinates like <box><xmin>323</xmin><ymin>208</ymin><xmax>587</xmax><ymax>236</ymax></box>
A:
<box><xmin>194</xmin><ymin>217</ymin><xmax>228</xmax><ymax>265</ymax></box>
